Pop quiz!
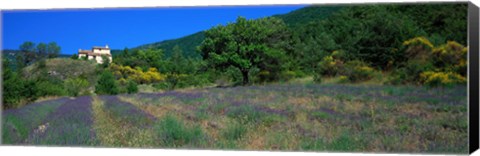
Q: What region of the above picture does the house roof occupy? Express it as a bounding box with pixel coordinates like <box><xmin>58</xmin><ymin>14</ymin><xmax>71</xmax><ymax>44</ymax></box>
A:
<box><xmin>92</xmin><ymin>46</ymin><xmax>110</xmax><ymax>50</ymax></box>
<box><xmin>78</xmin><ymin>50</ymin><xmax>92</xmax><ymax>54</ymax></box>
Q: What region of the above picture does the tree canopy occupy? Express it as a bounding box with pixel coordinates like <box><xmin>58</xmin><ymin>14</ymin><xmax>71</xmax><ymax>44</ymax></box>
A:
<box><xmin>199</xmin><ymin>16</ymin><xmax>292</xmax><ymax>85</ymax></box>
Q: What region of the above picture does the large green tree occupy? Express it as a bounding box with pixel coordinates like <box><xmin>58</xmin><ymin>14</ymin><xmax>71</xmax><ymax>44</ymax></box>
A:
<box><xmin>198</xmin><ymin>16</ymin><xmax>292</xmax><ymax>85</ymax></box>
<box><xmin>46</xmin><ymin>42</ymin><xmax>61</xmax><ymax>58</ymax></box>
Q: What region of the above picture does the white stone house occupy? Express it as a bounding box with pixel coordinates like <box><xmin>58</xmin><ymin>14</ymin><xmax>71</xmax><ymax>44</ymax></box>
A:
<box><xmin>78</xmin><ymin>45</ymin><xmax>112</xmax><ymax>64</ymax></box>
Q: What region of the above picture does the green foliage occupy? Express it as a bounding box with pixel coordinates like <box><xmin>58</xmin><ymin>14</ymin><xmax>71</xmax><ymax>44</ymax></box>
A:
<box><xmin>135</xmin><ymin>31</ymin><xmax>205</xmax><ymax>59</ymax></box>
<box><xmin>222</xmin><ymin>121</ymin><xmax>247</xmax><ymax>141</ymax></box>
<box><xmin>343</xmin><ymin>60</ymin><xmax>376</xmax><ymax>82</ymax></box>
<box><xmin>70</xmin><ymin>54</ymin><xmax>79</xmax><ymax>60</ymax></box>
<box><xmin>317</xmin><ymin>55</ymin><xmax>343</xmax><ymax>77</ymax></box>
<box><xmin>113</xmin><ymin>48</ymin><xmax>166</xmax><ymax>71</ymax></box>
<box><xmin>100</xmin><ymin>55</ymin><xmax>110</xmax><ymax>68</ymax></box>
<box><xmin>64</xmin><ymin>78</ymin><xmax>90</xmax><ymax>96</ymax></box>
<box><xmin>199</xmin><ymin>16</ymin><xmax>292</xmax><ymax>85</ymax></box>
<box><xmin>389</xmin><ymin>37</ymin><xmax>466</xmax><ymax>87</ymax></box>
<box><xmin>313</xmin><ymin>73</ymin><xmax>322</xmax><ymax>84</ymax></box>
<box><xmin>2</xmin><ymin>60</ymin><xmax>38</xmax><ymax>108</ymax></box>
<box><xmin>95</xmin><ymin>70</ymin><xmax>119</xmax><ymax>95</ymax></box>
<box><xmin>154</xmin><ymin>114</ymin><xmax>204</xmax><ymax>147</ymax></box>
<box><xmin>16</xmin><ymin>41</ymin><xmax>62</xmax><ymax>69</ymax></box>
<box><xmin>327</xmin><ymin>132</ymin><xmax>364</xmax><ymax>151</ymax></box>
<box><xmin>420</xmin><ymin>71</ymin><xmax>466</xmax><ymax>88</ymax></box>
<box><xmin>126</xmin><ymin>80</ymin><xmax>138</xmax><ymax>94</ymax></box>
<box><xmin>34</xmin><ymin>80</ymin><xmax>66</xmax><ymax>97</ymax></box>
<box><xmin>337</xmin><ymin>75</ymin><xmax>350</xmax><ymax>84</ymax></box>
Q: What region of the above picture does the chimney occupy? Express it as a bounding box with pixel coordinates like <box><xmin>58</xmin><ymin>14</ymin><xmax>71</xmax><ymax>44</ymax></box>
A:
<box><xmin>105</xmin><ymin>44</ymin><xmax>109</xmax><ymax>49</ymax></box>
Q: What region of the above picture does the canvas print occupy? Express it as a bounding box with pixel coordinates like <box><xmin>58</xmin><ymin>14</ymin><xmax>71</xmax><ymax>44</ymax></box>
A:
<box><xmin>1</xmin><ymin>3</ymin><xmax>469</xmax><ymax>154</ymax></box>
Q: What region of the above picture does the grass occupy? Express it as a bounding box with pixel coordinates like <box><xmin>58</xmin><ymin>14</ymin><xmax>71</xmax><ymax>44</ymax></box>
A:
<box><xmin>2</xmin><ymin>83</ymin><xmax>468</xmax><ymax>153</ymax></box>
<box><xmin>154</xmin><ymin>114</ymin><xmax>206</xmax><ymax>147</ymax></box>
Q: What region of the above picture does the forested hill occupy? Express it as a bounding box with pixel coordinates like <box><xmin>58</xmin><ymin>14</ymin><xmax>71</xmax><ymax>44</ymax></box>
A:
<box><xmin>272</xmin><ymin>5</ymin><xmax>342</xmax><ymax>28</ymax></box>
<box><xmin>124</xmin><ymin>3</ymin><xmax>467</xmax><ymax>61</ymax></box>
<box><xmin>131</xmin><ymin>31</ymin><xmax>205</xmax><ymax>58</ymax></box>
<box><xmin>129</xmin><ymin>5</ymin><xmax>342</xmax><ymax>58</ymax></box>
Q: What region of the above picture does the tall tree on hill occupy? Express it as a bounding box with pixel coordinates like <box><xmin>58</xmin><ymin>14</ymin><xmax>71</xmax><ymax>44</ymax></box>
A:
<box><xmin>36</xmin><ymin>43</ymin><xmax>48</xmax><ymax>59</ymax></box>
<box><xmin>198</xmin><ymin>16</ymin><xmax>292</xmax><ymax>85</ymax></box>
<box><xmin>46</xmin><ymin>42</ymin><xmax>61</xmax><ymax>58</ymax></box>
<box><xmin>16</xmin><ymin>41</ymin><xmax>37</xmax><ymax>69</ymax></box>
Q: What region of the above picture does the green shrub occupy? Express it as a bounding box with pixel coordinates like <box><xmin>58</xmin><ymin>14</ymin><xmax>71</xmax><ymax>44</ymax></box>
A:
<box><xmin>387</xmin><ymin>60</ymin><xmax>435</xmax><ymax>85</ymax></box>
<box><xmin>343</xmin><ymin>60</ymin><xmax>375</xmax><ymax>82</ymax></box>
<box><xmin>317</xmin><ymin>56</ymin><xmax>343</xmax><ymax>77</ymax></box>
<box><xmin>154</xmin><ymin>114</ymin><xmax>204</xmax><ymax>147</ymax></box>
<box><xmin>222</xmin><ymin>122</ymin><xmax>247</xmax><ymax>141</ymax></box>
<box><xmin>126</xmin><ymin>80</ymin><xmax>138</xmax><ymax>94</ymax></box>
<box><xmin>152</xmin><ymin>82</ymin><xmax>170</xmax><ymax>91</ymax></box>
<box><xmin>337</xmin><ymin>75</ymin><xmax>349</xmax><ymax>83</ymax></box>
<box><xmin>313</xmin><ymin>73</ymin><xmax>322</xmax><ymax>83</ymax></box>
<box><xmin>2</xmin><ymin>72</ymin><xmax>38</xmax><ymax>108</ymax></box>
<box><xmin>64</xmin><ymin>78</ymin><xmax>89</xmax><ymax>96</ymax></box>
<box><xmin>226</xmin><ymin>105</ymin><xmax>263</xmax><ymax>124</ymax></box>
<box><xmin>280</xmin><ymin>70</ymin><xmax>296</xmax><ymax>82</ymax></box>
<box><xmin>35</xmin><ymin>81</ymin><xmax>66</xmax><ymax>97</ymax></box>
<box><xmin>95</xmin><ymin>70</ymin><xmax>119</xmax><ymax>95</ymax></box>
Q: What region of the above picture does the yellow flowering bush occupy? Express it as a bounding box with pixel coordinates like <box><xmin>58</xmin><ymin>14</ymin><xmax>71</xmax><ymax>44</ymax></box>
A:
<box><xmin>343</xmin><ymin>60</ymin><xmax>376</xmax><ymax>82</ymax></box>
<box><xmin>403</xmin><ymin>37</ymin><xmax>435</xmax><ymax>60</ymax></box>
<box><xmin>318</xmin><ymin>55</ymin><xmax>344</xmax><ymax>76</ymax></box>
<box><xmin>403</xmin><ymin>36</ymin><xmax>434</xmax><ymax>49</ymax></box>
<box><xmin>110</xmin><ymin>63</ymin><xmax>166</xmax><ymax>84</ymax></box>
<box><xmin>432</xmin><ymin>41</ymin><xmax>468</xmax><ymax>76</ymax></box>
<box><xmin>420</xmin><ymin>71</ymin><xmax>466</xmax><ymax>87</ymax></box>
<box><xmin>338</xmin><ymin>75</ymin><xmax>349</xmax><ymax>83</ymax></box>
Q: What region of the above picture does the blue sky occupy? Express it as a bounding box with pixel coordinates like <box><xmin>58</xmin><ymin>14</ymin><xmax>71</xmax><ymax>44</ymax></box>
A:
<box><xmin>2</xmin><ymin>5</ymin><xmax>306</xmax><ymax>55</ymax></box>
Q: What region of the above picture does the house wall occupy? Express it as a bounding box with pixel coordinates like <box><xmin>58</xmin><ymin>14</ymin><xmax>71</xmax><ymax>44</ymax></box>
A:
<box><xmin>93</xmin><ymin>48</ymin><xmax>110</xmax><ymax>55</ymax></box>
<box><xmin>96</xmin><ymin>56</ymin><xmax>103</xmax><ymax>64</ymax></box>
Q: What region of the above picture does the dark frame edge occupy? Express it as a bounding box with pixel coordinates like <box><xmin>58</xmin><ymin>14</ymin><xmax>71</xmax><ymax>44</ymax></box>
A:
<box><xmin>469</xmin><ymin>1</ymin><xmax>480</xmax><ymax>154</ymax></box>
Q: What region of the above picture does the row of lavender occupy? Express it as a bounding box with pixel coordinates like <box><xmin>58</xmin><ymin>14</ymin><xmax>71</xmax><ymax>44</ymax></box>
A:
<box><xmin>100</xmin><ymin>95</ymin><xmax>156</xmax><ymax>128</ymax></box>
<box><xmin>2</xmin><ymin>97</ymin><xmax>98</xmax><ymax>145</ymax></box>
<box><xmin>2</xmin><ymin>98</ymin><xmax>70</xmax><ymax>144</ymax></box>
<box><xmin>25</xmin><ymin>96</ymin><xmax>98</xmax><ymax>145</ymax></box>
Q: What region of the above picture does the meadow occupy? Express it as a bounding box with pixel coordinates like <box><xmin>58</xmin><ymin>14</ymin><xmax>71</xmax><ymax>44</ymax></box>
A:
<box><xmin>1</xmin><ymin>83</ymin><xmax>468</xmax><ymax>153</ymax></box>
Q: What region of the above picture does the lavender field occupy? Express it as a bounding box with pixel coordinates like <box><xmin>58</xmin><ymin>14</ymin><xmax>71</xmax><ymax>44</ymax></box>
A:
<box><xmin>1</xmin><ymin>84</ymin><xmax>468</xmax><ymax>153</ymax></box>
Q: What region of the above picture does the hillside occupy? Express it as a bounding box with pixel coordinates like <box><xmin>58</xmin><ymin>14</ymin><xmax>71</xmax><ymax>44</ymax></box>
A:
<box><xmin>23</xmin><ymin>58</ymin><xmax>98</xmax><ymax>83</ymax></box>
<box><xmin>272</xmin><ymin>5</ymin><xmax>342</xmax><ymax>28</ymax></box>
<box><xmin>2</xmin><ymin>49</ymin><xmax>72</xmax><ymax>69</ymax></box>
<box><xmin>131</xmin><ymin>5</ymin><xmax>342</xmax><ymax>58</ymax></box>
<box><xmin>133</xmin><ymin>31</ymin><xmax>205</xmax><ymax>58</ymax></box>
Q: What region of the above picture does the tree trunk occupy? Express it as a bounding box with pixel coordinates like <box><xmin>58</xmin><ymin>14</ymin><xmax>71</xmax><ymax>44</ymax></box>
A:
<box><xmin>241</xmin><ymin>70</ymin><xmax>249</xmax><ymax>85</ymax></box>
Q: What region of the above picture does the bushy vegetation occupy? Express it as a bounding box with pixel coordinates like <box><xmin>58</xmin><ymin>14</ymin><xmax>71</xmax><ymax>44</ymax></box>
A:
<box><xmin>1</xmin><ymin>3</ymin><xmax>469</xmax><ymax>153</ymax></box>
<box><xmin>387</xmin><ymin>37</ymin><xmax>467</xmax><ymax>87</ymax></box>
<box><xmin>3</xmin><ymin>3</ymin><xmax>468</xmax><ymax>109</ymax></box>
<box><xmin>95</xmin><ymin>70</ymin><xmax>119</xmax><ymax>95</ymax></box>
